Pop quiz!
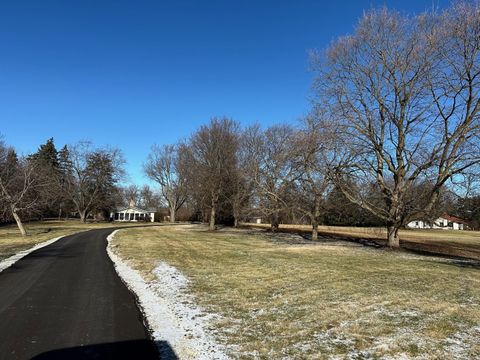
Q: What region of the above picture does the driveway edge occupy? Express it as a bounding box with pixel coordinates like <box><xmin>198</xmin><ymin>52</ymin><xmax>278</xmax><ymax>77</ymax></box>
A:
<box><xmin>0</xmin><ymin>236</ymin><xmax>64</xmax><ymax>273</ymax></box>
<box><xmin>106</xmin><ymin>229</ymin><xmax>229</xmax><ymax>360</ymax></box>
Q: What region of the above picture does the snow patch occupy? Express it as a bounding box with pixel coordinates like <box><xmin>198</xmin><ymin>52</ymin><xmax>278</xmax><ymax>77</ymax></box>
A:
<box><xmin>0</xmin><ymin>236</ymin><xmax>64</xmax><ymax>273</ymax></box>
<box><xmin>444</xmin><ymin>325</ymin><xmax>480</xmax><ymax>359</ymax></box>
<box><xmin>107</xmin><ymin>230</ymin><xmax>229</xmax><ymax>360</ymax></box>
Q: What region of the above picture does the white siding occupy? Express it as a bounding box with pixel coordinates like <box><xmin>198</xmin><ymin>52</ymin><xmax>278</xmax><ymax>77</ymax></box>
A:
<box><xmin>408</xmin><ymin>216</ymin><xmax>465</xmax><ymax>231</ymax></box>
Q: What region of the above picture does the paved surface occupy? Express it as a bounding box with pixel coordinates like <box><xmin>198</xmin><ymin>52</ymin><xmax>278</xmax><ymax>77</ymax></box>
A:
<box><xmin>0</xmin><ymin>228</ymin><xmax>161</xmax><ymax>360</ymax></box>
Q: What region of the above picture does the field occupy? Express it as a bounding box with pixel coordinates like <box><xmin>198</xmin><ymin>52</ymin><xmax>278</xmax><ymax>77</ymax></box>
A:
<box><xmin>113</xmin><ymin>224</ymin><xmax>480</xmax><ymax>359</ymax></box>
<box><xmin>245</xmin><ymin>223</ymin><xmax>480</xmax><ymax>261</ymax></box>
<box><xmin>0</xmin><ymin>220</ymin><xmax>154</xmax><ymax>261</ymax></box>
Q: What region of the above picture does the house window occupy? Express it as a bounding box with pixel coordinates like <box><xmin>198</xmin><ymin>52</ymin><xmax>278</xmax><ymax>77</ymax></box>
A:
<box><xmin>120</xmin><ymin>213</ymin><xmax>124</xmax><ymax>220</ymax></box>
<box><xmin>415</xmin><ymin>221</ymin><xmax>419</xmax><ymax>226</ymax></box>
<box><xmin>135</xmin><ymin>213</ymin><xmax>140</xmax><ymax>220</ymax></box>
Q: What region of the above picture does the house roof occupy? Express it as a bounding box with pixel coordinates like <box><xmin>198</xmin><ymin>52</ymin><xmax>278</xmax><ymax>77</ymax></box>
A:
<box><xmin>114</xmin><ymin>205</ymin><xmax>155</xmax><ymax>213</ymax></box>
<box><xmin>440</xmin><ymin>213</ymin><xmax>468</xmax><ymax>224</ymax></box>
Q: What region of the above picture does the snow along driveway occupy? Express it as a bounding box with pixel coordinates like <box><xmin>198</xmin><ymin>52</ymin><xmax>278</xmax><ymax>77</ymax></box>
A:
<box><xmin>0</xmin><ymin>235</ymin><xmax>64</xmax><ymax>273</ymax></box>
<box><xmin>107</xmin><ymin>230</ymin><xmax>228</xmax><ymax>360</ymax></box>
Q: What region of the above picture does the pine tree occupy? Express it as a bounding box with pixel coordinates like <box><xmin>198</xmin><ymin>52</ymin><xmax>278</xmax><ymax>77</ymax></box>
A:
<box><xmin>56</xmin><ymin>145</ymin><xmax>74</xmax><ymax>219</ymax></box>
<box><xmin>30</xmin><ymin>138</ymin><xmax>59</xmax><ymax>169</ymax></box>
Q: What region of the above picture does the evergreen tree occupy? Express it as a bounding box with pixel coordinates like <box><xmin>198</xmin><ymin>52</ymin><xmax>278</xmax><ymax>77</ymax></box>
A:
<box><xmin>30</xmin><ymin>138</ymin><xmax>59</xmax><ymax>169</ymax></box>
<box><xmin>57</xmin><ymin>145</ymin><xmax>75</xmax><ymax>218</ymax></box>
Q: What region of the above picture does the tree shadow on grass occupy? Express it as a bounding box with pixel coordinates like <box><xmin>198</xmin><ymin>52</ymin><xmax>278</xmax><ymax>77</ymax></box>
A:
<box><xmin>31</xmin><ymin>339</ymin><xmax>178</xmax><ymax>360</ymax></box>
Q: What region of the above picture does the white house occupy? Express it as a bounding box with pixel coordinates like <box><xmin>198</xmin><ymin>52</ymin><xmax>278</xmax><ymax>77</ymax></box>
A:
<box><xmin>250</xmin><ymin>217</ymin><xmax>262</xmax><ymax>224</ymax></box>
<box><xmin>407</xmin><ymin>214</ymin><xmax>468</xmax><ymax>230</ymax></box>
<box><xmin>110</xmin><ymin>200</ymin><xmax>156</xmax><ymax>223</ymax></box>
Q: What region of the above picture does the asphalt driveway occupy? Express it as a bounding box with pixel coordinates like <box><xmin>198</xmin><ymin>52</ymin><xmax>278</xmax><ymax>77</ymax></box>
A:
<box><xmin>0</xmin><ymin>228</ymin><xmax>161</xmax><ymax>359</ymax></box>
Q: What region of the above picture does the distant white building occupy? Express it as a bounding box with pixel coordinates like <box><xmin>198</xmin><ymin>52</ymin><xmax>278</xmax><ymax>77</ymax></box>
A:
<box><xmin>110</xmin><ymin>200</ymin><xmax>156</xmax><ymax>223</ymax></box>
<box><xmin>407</xmin><ymin>214</ymin><xmax>468</xmax><ymax>230</ymax></box>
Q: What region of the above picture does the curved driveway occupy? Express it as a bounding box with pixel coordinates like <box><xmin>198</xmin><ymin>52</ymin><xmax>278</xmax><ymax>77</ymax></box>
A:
<box><xmin>0</xmin><ymin>228</ymin><xmax>160</xmax><ymax>359</ymax></box>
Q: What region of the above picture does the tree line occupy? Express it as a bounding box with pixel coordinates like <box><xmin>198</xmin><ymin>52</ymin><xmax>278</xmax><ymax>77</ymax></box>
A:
<box><xmin>0</xmin><ymin>138</ymin><xmax>125</xmax><ymax>235</ymax></box>
<box><xmin>144</xmin><ymin>116</ymin><xmax>478</xmax><ymax>242</ymax></box>
<box><xmin>145</xmin><ymin>2</ymin><xmax>480</xmax><ymax>247</ymax></box>
<box><xmin>2</xmin><ymin>2</ymin><xmax>479</xmax><ymax>248</ymax></box>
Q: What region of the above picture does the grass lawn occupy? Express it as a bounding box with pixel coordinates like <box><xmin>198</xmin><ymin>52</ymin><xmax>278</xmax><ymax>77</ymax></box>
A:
<box><xmin>246</xmin><ymin>223</ymin><xmax>480</xmax><ymax>261</ymax></box>
<box><xmin>0</xmin><ymin>220</ymin><xmax>154</xmax><ymax>261</ymax></box>
<box><xmin>113</xmin><ymin>225</ymin><xmax>480</xmax><ymax>359</ymax></box>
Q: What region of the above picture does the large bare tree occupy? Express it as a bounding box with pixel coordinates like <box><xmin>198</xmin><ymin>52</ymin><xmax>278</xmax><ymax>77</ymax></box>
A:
<box><xmin>292</xmin><ymin>116</ymin><xmax>332</xmax><ymax>240</ymax></box>
<box><xmin>228</xmin><ymin>125</ymin><xmax>259</xmax><ymax>227</ymax></box>
<box><xmin>121</xmin><ymin>184</ymin><xmax>140</xmax><ymax>205</ymax></box>
<box><xmin>0</xmin><ymin>142</ymin><xmax>40</xmax><ymax>236</ymax></box>
<box><xmin>181</xmin><ymin>117</ymin><xmax>240</xmax><ymax>230</ymax></box>
<box><xmin>312</xmin><ymin>4</ymin><xmax>480</xmax><ymax>247</ymax></box>
<box><xmin>144</xmin><ymin>144</ymin><xmax>186</xmax><ymax>223</ymax></box>
<box><xmin>252</xmin><ymin>125</ymin><xmax>298</xmax><ymax>232</ymax></box>
<box><xmin>138</xmin><ymin>184</ymin><xmax>162</xmax><ymax>210</ymax></box>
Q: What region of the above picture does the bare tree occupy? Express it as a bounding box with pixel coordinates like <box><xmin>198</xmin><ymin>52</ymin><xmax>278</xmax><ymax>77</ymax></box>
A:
<box><xmin>138</xmin><ymin>185</ymin><xmax>162</xmax><ymax>210</ymax></box>
<box><xmin>181</xmin><ymin>118</ymin><xmax>240</xmax><ymax>230</ymax></box>
<box><xmin>228</xmin><ymin>125</ymin><xmax>259</xmax><ymax>227</ymax></box>
<box><xmin>144</xmin><ymin>144</ymin><xmax>186</xmax><ymax>223</ymax></box>
<box><xmin>121</xmin><ymin>184</ymin><xmax>140</xmax><ymax>205</ymax></box>
<box><xmin>0</xmin><ymin>142</ymin><xmax>40</xmax><ymax>236</ymax></box>
<box><xmin>312</xmin><ymin>4</ymin><xmax>480</xmax><ymax>247</ymax></box>
<box><xmin>292</xmin><ymin>116</ymin><xmax>332</xmax><ymax>240</ymax></box>
<box><xmin>252</xmin><ymin>125</ymin><xmax>298</xmax><ymax>232</ymax></box>
<box><xmin>58</xmin><ymin>142</ymin><xmax>124</xmax><ymax>223</ymax></box>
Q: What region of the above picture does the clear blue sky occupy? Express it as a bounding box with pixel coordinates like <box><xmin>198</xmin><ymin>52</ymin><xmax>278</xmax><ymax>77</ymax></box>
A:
<box><xmin>0</xmin><ymin>0</ymin><xmax>450</xmax><ymax>185</ymax></box>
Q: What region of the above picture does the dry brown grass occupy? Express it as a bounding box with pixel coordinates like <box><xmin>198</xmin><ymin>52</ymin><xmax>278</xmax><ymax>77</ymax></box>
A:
<box><xmin>0</xmin><ymin>220</ymin><xmax>155</xmax><ymax>261</ymax></box>
<box><xmin>113</xmin><ymin>224</ymin><xmax>480</xmax><ymax>359</ymax></box>
<box><xmin>246</xmin><ymin>223</ymin><xmax>480</xmax><ymax>260</ymax></box>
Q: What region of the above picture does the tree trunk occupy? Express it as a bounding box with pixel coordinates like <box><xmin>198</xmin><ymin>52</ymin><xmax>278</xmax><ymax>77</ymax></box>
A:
<box><xmin>312</xmin><ymin>220</ymin><xmax>319</xmax><ymax>241</ymax></box>
<box><xmin>312</xmin><ymin>200</ymin><xmax>321</xmax><ymax>241</ymax></box>
<box><xmin>271</xmin><ymin>212</ymin><xmax>280</xmax><ymax>232</ymax></box>
<box><xmin>80</xmin><ymin>210</ymin><xmax>87</xmax><ymax>223</ymax></box>
<box><xmin>209</xmin><ymin>205</ymin><xmax>216</xmax><ymax>230</ymax></box>
<box><xmin>233</xmin><ymin>204</ymin><xmax>240</xmax><ymax>228</ymax></box>
<box><xmin>170</xmin><ymin>207</ymin><xmax>176</xmax><ymax>223</ymax></box>
<box><xmin>12</xmin><ymin>210</ymin><xmax>27</xmax><ymax>237</ymax></box>
<box><xmin>387</xmin><ymin>225</ymin><xmax>400</xmax><ymax>248</ymax></box>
